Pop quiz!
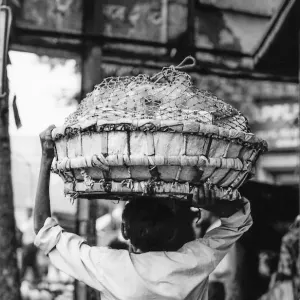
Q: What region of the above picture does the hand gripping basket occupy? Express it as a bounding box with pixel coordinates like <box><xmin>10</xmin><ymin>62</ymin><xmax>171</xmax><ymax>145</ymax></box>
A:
<box><xmin>51</xmin><ymin>57</ymin><xmax>267</xmax><ymax>206</ymax></box>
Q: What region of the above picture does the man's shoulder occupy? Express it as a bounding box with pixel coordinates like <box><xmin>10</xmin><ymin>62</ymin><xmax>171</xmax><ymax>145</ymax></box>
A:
<box><xmin>91</xmin><ymin>246</ymin><xmax>129</xmax><ymax>259</ymax></box>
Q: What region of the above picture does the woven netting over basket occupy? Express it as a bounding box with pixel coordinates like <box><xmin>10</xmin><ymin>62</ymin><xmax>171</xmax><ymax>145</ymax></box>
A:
<box><xmin>51</xmin><ymin>57</ymin><xmax>267</xmax><ymax>207</ymax></box>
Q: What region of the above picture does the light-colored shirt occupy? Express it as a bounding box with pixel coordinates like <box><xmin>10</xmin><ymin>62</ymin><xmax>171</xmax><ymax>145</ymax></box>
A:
<box><xmin>34</xmin><ymin>198</ymin><xmax>253</xmax><ymax>300</ymax></box>
<box><xmin>208</xmin><ymin>219</ymin><xmax>233</xmax><ymax>282</ymax></box>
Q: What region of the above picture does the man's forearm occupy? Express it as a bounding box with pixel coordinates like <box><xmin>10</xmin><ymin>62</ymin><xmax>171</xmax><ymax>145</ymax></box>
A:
<box><xmin>34</xmin><ymin>156</ymin><xmax>52</xmax><ymax>234</ymax></box>
<box><xmin>201</xmin><ymin>198</ymin><xmax>252</xmax><ymax>269</ymax></box>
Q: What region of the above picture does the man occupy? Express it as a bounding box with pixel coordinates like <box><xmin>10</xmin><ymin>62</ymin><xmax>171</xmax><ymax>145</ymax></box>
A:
<box><xmin>34</xmin><ymin>125</ymin><xmax>253</xmax><ymax>300</ymax></box>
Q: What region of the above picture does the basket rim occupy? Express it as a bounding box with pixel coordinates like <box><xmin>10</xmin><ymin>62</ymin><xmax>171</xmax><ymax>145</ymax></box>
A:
<box><xmin>51</xmin><ymin>119</ymin><xmax>268</xmax><ymax>152</ymax></box>
<box><xmin>52</xmin><ymin>155</ymin><xmax>252</xmax><ymax>172</ymax></box>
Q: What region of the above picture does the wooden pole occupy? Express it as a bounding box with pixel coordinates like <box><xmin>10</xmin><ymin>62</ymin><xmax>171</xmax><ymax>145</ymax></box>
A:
<box><xmin>0</xmin><ymin>4</ymin><xmax>21</xmax><ymax>300</ymax></box>
<box><xmin>297</xmin><ymin>28</ymin><xmax>300</xmax><ymax>285</ymax></box>
<box><xmin>298</xmin><ymin>30</ymin><xmax>300</xmax><ymax>215</ymax></box>
<box><xmin>0</xmin><ymin>61</ymin><xmax>21</xmax><ymax>300</ymax></box>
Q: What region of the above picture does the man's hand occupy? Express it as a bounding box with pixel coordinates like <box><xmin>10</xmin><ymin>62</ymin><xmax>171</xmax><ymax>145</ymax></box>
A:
<box><xmin>203</xmin><ymin>199</ymin><xmax>247</xmax><ymax>218</ymax></box>
<box><xmin>39</xmin><ymin>125</ymin><xmax>56</xmax><ymax>160</ymax></box>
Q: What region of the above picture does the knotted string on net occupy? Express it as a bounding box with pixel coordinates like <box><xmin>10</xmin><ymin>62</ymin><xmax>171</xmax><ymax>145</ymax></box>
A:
<box><xmin>65</xmin><ymin>56</ymin><xmax>250</xmax><ymax>133</ymax></box>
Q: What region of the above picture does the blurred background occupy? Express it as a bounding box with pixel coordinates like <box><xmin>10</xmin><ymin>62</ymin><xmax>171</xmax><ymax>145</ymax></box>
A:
<box><xmin>1</xmin><ymin>0</ymin><xmax>300</xmax><ymax>299</ymax></box>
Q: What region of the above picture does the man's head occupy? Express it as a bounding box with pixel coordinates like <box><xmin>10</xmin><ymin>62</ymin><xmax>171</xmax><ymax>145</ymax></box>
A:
<box><xmin>121</xmin><ymin>197</ymin><xmax>195</xmax><ymax>253</ymax></box>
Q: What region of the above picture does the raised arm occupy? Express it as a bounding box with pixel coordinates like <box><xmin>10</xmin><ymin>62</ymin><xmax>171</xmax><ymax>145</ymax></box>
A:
<box><xmin>201</xmin><ymin>198</ymin><xmax>253</xmax><ymax>268</ymax></box>
<box><xmin>33</xmin><ymin>126</ymin><xmax>106</xmax><ymax>290</ymax></box>
<box><xmin>182</xmin><ymin>197</ymin><xmax>252</xmax><ymax>276</ymax></box>
<box><xmin>35</xmin><ymin>218</ymin><xmax>105</xmax><ymax>291</ymax></box>
<box><xmin>34</xmin><ymin>125</ymin><xmax>56</xmax><ymax>234</ymax></box>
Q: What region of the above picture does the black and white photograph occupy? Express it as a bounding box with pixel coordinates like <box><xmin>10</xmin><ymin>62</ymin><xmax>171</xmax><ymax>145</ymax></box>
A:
<box><xmin>0</xmin><ymin>0</ymin><xmax>299</xmax><ymax>299</ymax></box>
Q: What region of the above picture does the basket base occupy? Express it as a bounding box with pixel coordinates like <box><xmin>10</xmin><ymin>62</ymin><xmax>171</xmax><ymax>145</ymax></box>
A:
<box><xmin>64</xmin><ymin>180</ymin><xmax>241</xmax><ymax>207</ymax></box>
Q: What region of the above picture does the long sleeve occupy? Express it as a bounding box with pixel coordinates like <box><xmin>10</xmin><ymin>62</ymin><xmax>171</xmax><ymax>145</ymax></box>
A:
<box><xmin>183</xmin><ymin>197</ymin><xmax>253</xmax><ymax>276</ymax></box>
<box><xmin>202</xmin><ymin>197</ymin><xmax>253</xmax><ymax>268</ymax></box>
<box><xmin>34</xmin><ymin>218</ymin><xmax>105</xmax><ymax>291</ymax></box>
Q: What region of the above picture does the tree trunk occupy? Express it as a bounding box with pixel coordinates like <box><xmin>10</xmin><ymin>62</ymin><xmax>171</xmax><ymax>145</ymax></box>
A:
<box><xmin>0</xmin><ymin>67</ymin><xmax>21</xmax><ymax>299</ymax></box>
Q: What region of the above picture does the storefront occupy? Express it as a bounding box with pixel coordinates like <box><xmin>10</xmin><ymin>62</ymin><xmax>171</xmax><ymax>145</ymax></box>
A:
<box><xmin>253</xmin><ymin>0</ymin><xmax>300</xmax><ymax>188</ymax></box>
<box><xmin>251</xmin><ymin>97</ymin><xmax>299</xmax><ymax>185</ymax></box>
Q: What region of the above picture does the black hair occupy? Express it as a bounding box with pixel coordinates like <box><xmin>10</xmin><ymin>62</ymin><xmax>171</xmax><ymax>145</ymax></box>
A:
<box><xmin>122</xmin><ymin>197</ymin><xmax>195</xmax><ymax>252</ymax></box>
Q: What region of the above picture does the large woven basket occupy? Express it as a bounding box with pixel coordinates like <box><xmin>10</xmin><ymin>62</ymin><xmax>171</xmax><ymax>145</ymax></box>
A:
<box><xmin>51</xmin><ymin>57</ymin><xmax>267</xmax><ymax>206</ymax></box>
